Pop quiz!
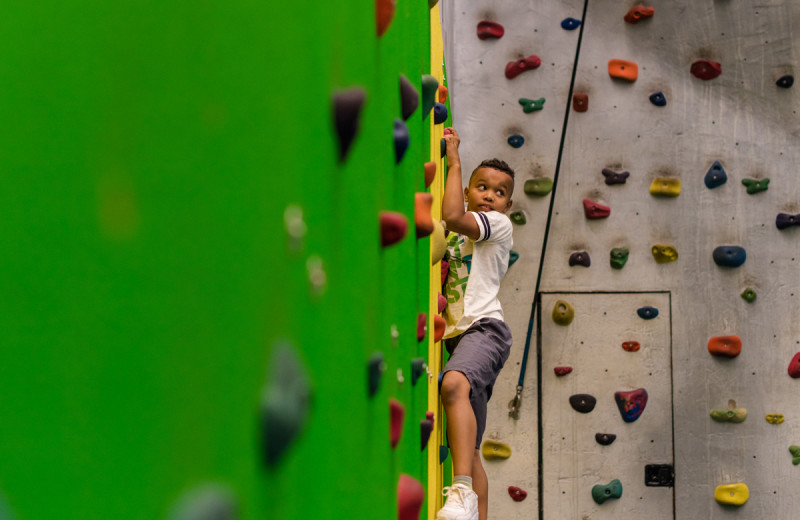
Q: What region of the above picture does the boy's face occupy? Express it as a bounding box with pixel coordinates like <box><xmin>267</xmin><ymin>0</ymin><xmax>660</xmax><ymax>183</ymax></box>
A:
<box><xmin>464</xmin><ymin>167</ymin><xmax>514</xmax><ymax>213</ymax></box>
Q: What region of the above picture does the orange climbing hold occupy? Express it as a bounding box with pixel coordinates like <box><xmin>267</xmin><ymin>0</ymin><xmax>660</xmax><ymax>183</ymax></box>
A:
<box><xmin>380</xmin><ymin>211</ymin><xmax>408</xmax><ymax>247</ymax></box>
<box><xmin>608</xmin><ymin>59</ymin><xmax>638</xmax><ymax>82</ymax></box>
<box><xmin>708</xmin><ymin>336</ymin><xmax>742</xmax><ymax>358</ymax></box>
<box><xmin>390</xmin><ymin>399</ymin><xmax>405</xmax><ymax>449</ymax></box>
<box><xmin>397</xmin><ymin>474</ymin><xmax>425</xmax><ymax>520</ymax></box>
<box><xmin>376</xmin><ymin>0</ymin><xmax>396</xmax><ymax>37</ymax></box>
<box><xmin>573</xmin><ymin>93</ymin><xmax>588</xmax><ymax>112</ymax></box>
<box><xmin>624</xmin><ymin>5</ymin><xmax>654</xmax><ymax>24</ymax></box>
<box><xmin>622</xmin><ymin>341</ymin><xmax>640</xmax><ymax>352</ymax></box>
<box><xmin>433</xmin><ymin>315</ymin><xmax>446</xmax><ymax>342</ymax></box>
<box><xmin>415</xmin><ymin>193</ymin><xmax>433</xmax><ymax>238</ymax></box>
<box><xmin>424</xmin><ymin>162</ymin><xmax>437</xmax><ymax>188</ymax></box>
<box><xmin>438</xmin><ymin>85</ymin><xmax>448</xmax><ymax>104</ymax></box>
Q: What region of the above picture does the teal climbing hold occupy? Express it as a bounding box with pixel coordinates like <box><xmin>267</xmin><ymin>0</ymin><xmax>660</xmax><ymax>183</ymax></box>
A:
<box><xmin>510</xmin><ymin>211</ymin><xmax>526</xmax><ymax>225</ymax></box>
<box><xmin>368</xmin><ymin>352</ymin><xmax>386</xmax><ymax>397</ymax></box>
<box><xmin>740</xmin><ymin>288</ymin><xmax>756</xmax><ymax>303</ymax></box>
<box><xmin>411</xmin><ymin>358</ymin><xmax>425</xmax><ymax>386</ymax></box>
<box><xmin>741</xmin><ymin>177</ymin><xmax>770</xmax><ymax>194</ymax></box>
<box><xmin>168</xmin><ymin>483</ymin><xmax>238</xmax><ymax>520</ymax></box>
<box><xmin>610</xmin><ymin>247</ymin><xmax>629</xmax><ymax>269</ymax></box>
<box><xmin>519</xmin><ymin>97</ymin><xmax>545</xmax><ymax>113</ymax></box>
<box><xmin>508</xmin><ymin>250</ymin><xmax>519</xmax><ymax>267</ymax></box>
<box><xmin>592</xmin><ymin>479</ymin><xmax>623</xmax><ymax>504</ymax></box>
<box><xmin>421</xmin><ymin>75</ymin><xmax>439</xmax><ymax>120</ymax></box>
<box><xmin>439</xmin><ymin>445</ymin><xmax>450</xmax><ymax>464</ymax></box>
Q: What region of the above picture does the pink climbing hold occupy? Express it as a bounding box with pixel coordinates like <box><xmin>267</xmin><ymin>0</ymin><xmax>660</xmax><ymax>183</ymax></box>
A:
<box><xmin>788</xmin><ymin>352</ymin><xmax>800</xmax><ymax>378</ymax></box>
<box><xmin>505</xmin><ymin>56</ymin><xmax>541</xmax><ymax>79</ymax></box>
<box><xmin>397</xmin><ymin>474</ymin><xmax>425</xmax><ymax>520</ymax></box>
<box><xmin>380</xmin><ymin>211</ymin><xmax>408</xmax><ymax>247</ymax></box>
<box><xmin>437</xmin><ymin>293</ymin><xmax>448</xmax><ymax>313</ymax></box>
<box><xmin>390</xmin><ymin>399</ymin><xmax>405</xmax><ymax>449</ymax></box>
<box><xmin>691</xmin><ymin>60</ymin><xmax>721</xmax><ymax>80</ymax></box>
<box><xmin>417</xmin><ymin>313</ymin><xmax>427</xmax><ymax>342</ymax></box>
<box><xmin>624</xmin><ymin>5</ymin><xmax>654</xmax><ymax>24</ymax></box>
<box><xmin>583</xmin><ymin>199</ymin><xmax>611</xmax><ymax>219</ymax></box>
<box><xmin>477</xmin><ymin>20</ymin><xmax>504</xmax><ymax>40</ymax></box>
<box><xmin>508</xmin><ymin>486</ymin><xmax>528</xmax><ymax>502</ymax></box>
<box><xmin>554</xmin><ymin>366</ymin><xmax>573</xmax><ymax>376</ymax></box>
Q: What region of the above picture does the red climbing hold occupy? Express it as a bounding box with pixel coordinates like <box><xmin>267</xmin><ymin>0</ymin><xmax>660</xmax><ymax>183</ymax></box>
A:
<box><xmin>433</xmin><ymin>315</ymin><xmax>446</xmax><ymax>342</ymax></box>
<box><xmin>554</xmin><ymin>366</ymin><xmax>573</xmax><ymax>376</ymax></box>
<box><xmin>376</xmin><ymin>0</ymin><xmax>396</xmax><ymax>37</ymax></box>
<box><xmin>397</xmin><ymin>474</ymin><xmax>425</xmax><ymax>520</ymax></box>
<box><xmin>691</xmin><ymin>60</ymin><xmax>721</xmax><ymax>80</ymax></box>
<box><xmin>437</xmin><ymin>293</ymin><xmax>448</xmax><ymax>313</ymax></box>
<box><xmin>390</xmin><ymin>399</ymin><xmax>405</xmax><ymax>449</ymax></box>
<box><xmin>788</xmin><ymin>352</ymin><xmax>800</xmax><ymax>378</ymax></box>
<box><xmin>417</xmin><ymin>313</ymin><xmax>427</xmax><ymax>342</ymax></box>
<box><xmin>477</xmin><ymin>20</ymin><xmax>505</xmax><ymax>40</ymax></box>
<box><xmin>708</xmin><ymin>336</ymin><xmax>742</xmax><ymax>358</ymax></box>
<box><xmin>508</xmin><ymin>486</ymin><xmax>528</xmax><ymax>502</ymax></box>
<box><xmin>622</xmin><ymin>341</ymin><xmax>640</xmax><ymax>352</ymax></box>
<box><xmin>573</xmin><ymin>93</ymin><xmax>588</xmax><ymax>112</ymax></box>
<box><xmin>438</xmin><ymin>85</ymin><xmax>448</xmax><ymax>104</ymax></box>
<box><xmin>505</xmin><ymin>56</ymin><xmax>541</xmax><ymax>79</ymax></box>
<box><xmin>380</xmin><ymin>211</ymin><xmax>408</xmax><ymax>247</ymax></box>
<box><xmin>415</xmin><ymin>193</ymin><xmax>434</xmax><ymax>238</ymax></box>
<box><xmin>583</xmin><ymin>199</ymin><xmax>611</xmax><ymax>219</ymax></box>
<box><xmin>624</xmin><ymin>5</ymin><xmax>654</xmax><ymax>24</ymax></box>
<box><xmin>440</xmin><ymin>260</ymin><xmax>449</xmax><ymax>286</ymax></box>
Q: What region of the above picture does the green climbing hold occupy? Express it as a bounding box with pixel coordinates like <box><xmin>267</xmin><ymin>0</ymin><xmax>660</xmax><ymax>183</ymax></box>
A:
<box><xmin>421</xmin><ymin>75</ymin><xmax>439</xmax><ymax>120</ymax></box>
<box><xmin>508</xmin><ymin>250</ymin><xmax>519</xmax><ymax>267</ymax></box>
<box><xmin>510</xmin><ymin>211</ymin><xmax>526</xmax><ymax>225</ymax></box>
<box><xmin>518</xmin><ymin>97</ymin><xmax>545</xmax><ymax>113</ymax></box>
<box><xmin>740</xmin><ymin>288</ymin><xmax>756</xmax><ymax>303</ymax></box>
<box><xmin>789</xmin><ymin>445</ymin><xmax>800</xmax><ymax>465</ymax></box>
<box><xmin>523</xmin><ymin>178</ymin><xmax>553</xmax><ymax>196</ymax></box>
<box><xmin>592</xmin><ymin>479</ymin><xmax>623</xmax><ymax>505</ymax></box>
<box><xmin>741</xmin><ymin>177</ymin><xmax>770</xmax><ymax>194</ymax></box>
<box><xmin>552</xmin><ymin>300</ymin><xmax>574</xmax><ymax>326</ymax></box>
<box><xmin>610</xmin><ymin>247</ymin><xmax>629</xmax><ymax>269</ymax></box>
<box><xmin>710</xmin><ymin>407</ymin><xmax>747</xmax><ymax>423</ymax></box>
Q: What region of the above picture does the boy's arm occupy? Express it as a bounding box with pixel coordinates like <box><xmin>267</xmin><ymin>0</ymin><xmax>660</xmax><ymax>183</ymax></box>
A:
<box><xmin>441</xmin><ymin>128</ymin><xmax>480</xmax><ymax>239</ymax></box>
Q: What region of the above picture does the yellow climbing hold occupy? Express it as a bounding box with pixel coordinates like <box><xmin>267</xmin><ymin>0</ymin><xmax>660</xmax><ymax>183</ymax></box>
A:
<box><xmin>651</xmin><ymin>244</ymin><xmax>678</xmax><ymax>263</ymax></box>
<box><xmin>765</xmin><ymin>413</ymin><xmax>784</xmax><ymax>425</ymax></box>
<box><xmin>430</xmin><ymin>220</ymin><xmax>447</xmax><ymax>265</ymax></box>
<box><xmin>481</xmin><ymin>440</ymin><xmax>511</xmax><ymax>460</ymax></box>
<box><xmin>714</xmin><ymin>483</ymin><xmax>749</xmax><ymax>506</ymax></box>
<box><xmin>710</xmin><ymin>407</ymin><xmax>747</xmax><ymax>423</ymax></box>
<box><xmin>649</xmin><ymin>178</ymin><xmax>681</xmax><ymax>197</ymax></box>
<box><xmin>552</xmin><ymin>300</ymin><xmax>574</xmax><ymax>326</ymax></box>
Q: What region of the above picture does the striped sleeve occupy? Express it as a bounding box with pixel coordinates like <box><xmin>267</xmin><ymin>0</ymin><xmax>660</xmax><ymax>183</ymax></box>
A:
<box><xmin>471</xmin><ymin>210</ymin><xmax>512</xmax><ymax>243</ymax></box>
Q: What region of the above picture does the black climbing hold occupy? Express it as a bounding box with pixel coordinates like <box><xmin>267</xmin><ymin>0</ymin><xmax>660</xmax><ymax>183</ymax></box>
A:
<box><xmin>440</xmin><ymin>138</ymin><xmax>446</xmax><ymax>158</ymax></box>
<box><xmin>421</xmin><ymin>74</ymin><xmax>439</xmax><ymax>120</ymax></box>
<box><xmin>595</xmin><ymin>433</ymin><xmax>617</xmax><ymax>446</ymax></box>
<box><xmin>420</xmin><ymin>419</ymin><xmax>433</xmax><ymax>450</ymax></box>
<box><xmin>704</xmin><ymin>161</ymin><xmax>727</xmax><ymax>189</ymax></box>
<box><xmin>712</xmin><ymin>246</ymin><xmax>746</xmax><ymax>267</ymax></box>
<box><xmin>411</xmin><ymin>357</ymin><xmax>425</xmax><ymax>386</ymax></box>
<box><xmin>637</xmin><ymin>306</ymin><xmax>659</xmax><ymax>320</ymax></box>
<box><xmin>569</xmin><ymin>251</ymin><xmax>591</xmax><ymax>267</ymax></box>
<box><xmin>777</xmin><ymin>75</ymin><xmax>794</xmax><ymax>88</ymax></box>
<box><xmin>508</xmin><ymin>134</ymin><xmax>525</xmax><ymax>148</ymax></box>
<box><xmin>439</xmin><ymin>445</ymin><xmax>449</xmax><ymax>463</ymax></box>
<box><xmin>561</xmin><ymin>17</ymin><xmax>581</xmax><ymax>30</ymax></box>
<box><xmin>169</xmin><ymin>483</ymin><xmax>238</xmax><ymax>520</ymax></box>
<box><xmin>508</xmin><ymin>250</ymin><xmax>519</xmax><ymax>267</ymax></box>
<box><xmin>569</xmin><ymin>394</ymin><xmax>597</xmax><ymax>413</ymax></box>
<box><xmin>649</xmin><ymin>91</ymin><xmax>667</xmax><ymax>107</ymax></box>
<box><xmin>368</xmin><ymin>352</ymin><xmax>386</xmax><ymax>397</ymax></box>
<box><xmin>776</xmin><ymin>213</ymin><xmax>800</xmax><ymax>230</ymax></box>
<box><xmin>399</xmin><ymin>75</ymin><xmax>419</xmax><ymax>121</ymax></box>
<box><xmin>645</xmin><ymin>465</ymin><xmax>675</xmax><ymax>487</ymax></box>
<box><xmin>333</xmin><ymin>87</ymin><xmax>367</xmax><ymax>162</ymax></box>
<box><xmin>602</xmin><ymin>168</ymin><xmax>630</xmax><ymax>185</ymax></box>
<box><xmin>394</xmin><ymin>119</ymin><xmax>409</xmax><ymax>164</ymax></box>
<box><xmin>261</xmin><ymin>342</ymin><xmax>312</xmax><ymax>468</ymax></box>
<box><xmin>433</xmin><ymin>102</ymin><xmax>448</xmax><ymax>124</ymax></box>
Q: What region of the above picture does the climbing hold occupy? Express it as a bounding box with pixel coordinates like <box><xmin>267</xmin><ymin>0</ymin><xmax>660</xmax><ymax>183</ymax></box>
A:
<box><xmin>615</xmin><ymin>388</ymin><xmax>648</xmax><ymax>422</ymax></box>
<box><xmin>431</xmin><ymin>221</ymin><xmax>447</xmax><ymax>265</ymax></box>
<box><xmin>411</xmin><ymin>358</ymin><xmax>425</xmax><ymax>386</ymax></box>
<box><xmin>509</xmin><ymin>211</ymin><xmax>526</xmax><ymax>225</ymax></box>
<box><xmin>477</xmin><ymin>20</ymin><xmax>504</xmax><ymax>40</ymax></box>
<box><xmin>508</xmin><ymin>250</ymin><xmax>519</xmax><ymax>267</ymax></box>
<box><xmin>637</xmin><ymin>306</ymin><xmax>659</xmax><ymax>319</ymax></box>
<box><xmin>417</xmin><ymin>313</ymin><xmax>427</xmax><ymax>342</ymax></box>
<box><xmin>552</xmin><ymin>300</ymin><xmax>575</xmax><ymax>326</ymax></box>
<box><xmin>518</xmin><ymin>97</ymin><xmax>545</xmax><ymax>113</ymax></box>
<box><xmin>368</xmin><ymin>352</ymin><xmax>386</xmax><ymax>398</ymax></box>
<box><xmin>713</xmin><ymin>246</ymin><xmax>746</xmax><ymax>268</ymax></box>
<box><xmin>569</xmin><ymin>251</ymin><xmax>591</xmax><ymax>267</ymax></box>
<box><xmin>433</xmin><ymin>315</ymin><xmax>445</xmax><ymax>342</ymax></box>
<box><xmin>740</xmin><ymin>288</ymin><xmax>756</xmax><ymax>303</ymax></box>
<box><xmin>376</xmin><ymin>0</ymin><xmax>396</xmax><ymax>36</ymax></box>
<box><xmin>572</xmin><ymin>93</ymin><xmax>588</xmax><ymax>112</ymax></box>
<box><xmin>168</xmin><ymin>483</ymin><xmax>238</xmax><ymax>520</ymax></box>
<box><xmin>415</xmin><ymin>193</ymin><xmax>433</xmax><ymax>238</ymax></box>
<box><xmin>708</xmin><ymin>336</ymin><xmax>742</xmax><ymax>358</ymax></box>
<box><xmin>440</xmin><ymin>260</ymin><xmax>449</xmax><ymax>286</ymax></box>
<box><xmin>421</xmin><ymin>75</ymin><xmax>439</xmax><ymax>120</ymax></box>
<box><xmin>554</xmin><ymin>366</ymin><xmax>573</xmax><ymax>376</ymax></box>
<box><xmin>649</xmin><ymin>177</ymin><xmax>681</xmax><ymax>197</ymax></box>
<box><xmin>710</xmin><ymin>405</ymin><xmax>747</xmax><ymax>423</ymax></box>
<box><xmin>608</xmin><ymin>59</ymin><xmax>638</xmax><ymax>82</ymax></box>
<box><xmin>397</xmin><ymin>474</ymin><xmax>425</xmax><ymax>520</ymax></box>
<box><xmin>507</xmin><ymin>134</ymin><xmax>525</xmax><ymax>148</ymax></box>
<box><xmin>390</xmin><ymin>399</ymin><xmax>405</xmax><ymax>449</ymax></box>
<box><xmin>703</xmin><ymin>161</ymin><xmax>727</xmax><ymax>189</ymax></box>
<box><xmin>624</xmin><ymin>5</ymin><xmax>654</xmax><ymax>23</ymax></box>
<box><xmin>714</xmin><ymin>483</ymin><xmax>749</xmax><ymax>506</ymax></box>
<box><xmin>333</xmin><ymin>87</ymin><xmax>367</xmax><ymax>162</ymax></box>
<box><xmin>649</xmin><ymin>91</ymin><xmax>667</xmax><ymax>106</ymax></box>
<box><xmin>424</xmin><ymin>161</ymin><xmax>437</xmax><ymax>188</ymax></box>
<box><xmin>524</xmin><ymin>177</ymin><xmax>554</xmax><ymax>196</ymax></box>
<box><xmin>433</xmin><ymin>103</ymin><xmax>448</xmax><ymax>124</ymax></box>
<box><xmin>765</xmin><ymin>413</ymin><xmax>784</xmax><ymax>425</ymax></box>
<box><xmin>438</xmin><ymin>85</ymin><xmax>448</xmax><ymax>104</ymax></box>
<box><xmin>741</xmin><ymin>177</ymin><xmax>769</xmax><ymax>194</ymax></box>
<box><xmin>394</xmin><ymin>119</ymin><xmax>409</xmax><ymax>163</ymax></box>
<box><xmin>420</xmin><ymin>418</ymin><xmax>433</xmax><ymax>451</ymax></box>
<box><xmin>569</xmin><ymin>394</ymin><xmax>597</xmax><ymax>413</ymax></box>
<box><xmin>437</xmin><ymin>292</ymin><xmax>447</xmax><ymax>313</ymax></box>
<box><xmin>440</xmin><ymin>138</ymin><xmax>446</xmax><ymax>158</ymax></box>
<box><xmin>691</xmin><ymin>60</ymin><xmax>721</xmax><ymax>80</ymax></box>
<box><xmin>439</xmin><ymin>445</ymin><xmax>449</xmax><ymax>463</ymax></box>
<box><xmin>592</xmin><ymin>479</ymin><xmax>623</xmax><ymax>504</ymax></box>
<box><xmin>610</xmin><ymin>247</ymin><xmax>630</xmax><ymax>269</ymax></box>
<box><xmin>602</xmin><ymin>168</ymin><xmax>629</xmax><ymax>185</ymax></box>
<box><xmin>380</xmin><ymin>211</ymin><xmax>408</xmax><ymax>248</ymax></box>
<box><xmin>776</xmin><ymin>75</ymin><xmax>794</xmax><ymax>88</ymax></box>
<box><xmin>506</xmin><ymin>56</ymin><xmax>541</xmax><ymax>79</ymax></box>
<box><xmin>651</xmin><ymin>245</ymin><xmax>678</xmax><ymax>263</ymax></box>
<box><xmin>583</xmin><ymin>199</ymin><xmax>610</xmax><ymax>219</ymax></box>
<box><xmin>481</xmin><ymin>440</ymin><xmax>511</xmax><ymax>460</ymax></box>
<box><xmin>262</xmin><ymin>342</ymin><xmax>312</xmax><ymax>467</ymax></box>
<box><xmin>508</xmin><ymin>486</ymin><xmax>528</xmax><ymax>502</ymax></box>
<box><xmin>428</xmin><ymin>0</ymin><xmax>438</xmax><ymax>8</ymax></box>
<box><xmin>399</xmin><ymin>75</ymin><xmax>419</xmax><ymax>121</ymax></box>
<box><xmin>561</xmin><ymin>17</ymin><xmax>582</xmax><ymax>30</ymax></box>
<box><xmin>622</xmin><ymin>341</ymin><xmax>640</xmax><ymax>352</ymax></box>
<box><xmin>788</xmin><ymin>352</ymin><xmax>800</xmax><ymax>378</ymax></box>
<box><xmin>776</xmin><ymin>213</ymin><xmax>800</xmax><ymax>230</ymax></box>
<box><xmin>790</xmin><ymin>445</ymin><xmax>800</xmax><ymax>465</ymax></box>
<box><xmin>595</xmin><ymin>433</ymin><xmax>617</xmax><ymax>446</ymax></box>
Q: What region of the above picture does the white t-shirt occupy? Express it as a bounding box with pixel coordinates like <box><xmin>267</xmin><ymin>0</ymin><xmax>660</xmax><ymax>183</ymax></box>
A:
<box><xmin>443</xmin><ymin>210</ymin><xmax>513</xmax><ymax>339</ymax></box>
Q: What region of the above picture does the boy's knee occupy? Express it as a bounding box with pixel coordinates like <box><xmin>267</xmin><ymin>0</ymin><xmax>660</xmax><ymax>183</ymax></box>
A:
<box><xmin>441</xmin><ymin>371</ymin><xmax>470</xmax><ymax>403</ymax></box>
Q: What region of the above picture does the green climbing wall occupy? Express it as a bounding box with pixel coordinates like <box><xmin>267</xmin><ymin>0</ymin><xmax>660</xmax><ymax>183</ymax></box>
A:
<box><xmin>0</xmin><ymin>1</ymin><xmax>438</xmax><ymax>518</ymax></box>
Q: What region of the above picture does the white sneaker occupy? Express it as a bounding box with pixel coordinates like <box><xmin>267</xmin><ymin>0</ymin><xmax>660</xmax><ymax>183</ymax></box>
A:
<box><xmin>436</xmin><ymin>484</ymin><xmax>479</xmax><ymax>520</ymax></box>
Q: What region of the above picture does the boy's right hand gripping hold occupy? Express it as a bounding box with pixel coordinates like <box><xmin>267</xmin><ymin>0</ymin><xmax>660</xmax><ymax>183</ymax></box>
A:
<box><xmin>443</xmin><ymin>127</ymin><xmax>461</xmax><ymax>169</ymax></box>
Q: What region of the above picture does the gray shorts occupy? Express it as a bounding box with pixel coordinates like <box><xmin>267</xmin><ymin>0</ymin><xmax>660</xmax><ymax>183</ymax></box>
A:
<box><xmin>442</xmin><ymin>318</ymin><xmax>512</xmax><ymax>449</ymax></box>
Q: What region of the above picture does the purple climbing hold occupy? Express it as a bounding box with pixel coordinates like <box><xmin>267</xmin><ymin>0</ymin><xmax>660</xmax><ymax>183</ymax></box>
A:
<box><xmin>420</xmin><ymin>418</ymin><xmax>433</xmax><ymax>450</ymax></box>
<box><xmin>433</xmin><ymin>102</ymin><xmax>448</xmax><ymax>124</ymax></box>
<box><xmin>569</xmin><ymin>394</ymin><xmax>597</xmax><ymax>413</ymax></box>
<box><xmin>399</xmin><ymin>75</ymin><xmax>419</xmax><ymax>121</ymax></box>
<box><xmin>569</xmin><ymin>251</ymin><xmax>591</xmax><ymax>267</ymax></box>
<box><xmin>333</xmin><ymin>87</ymin><xmax>367</xmax><ymax>162</ymax></box>
<box><xmin>776</xmin><ymin>213</ymin><xmax>800</xmax><ymax>230</ymax></box>
<box><xmin>602</xmin><ymin>168</ymin><xmax>630</xmax><ymax>185</ymax></box>
<box><xmin>614</xmin><ymin>388</ymin><xmax>648</xmax><ymax>422</ymax></box>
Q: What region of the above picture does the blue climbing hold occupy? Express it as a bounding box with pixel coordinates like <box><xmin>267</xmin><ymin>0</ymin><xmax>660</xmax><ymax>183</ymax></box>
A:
<box><xmin>713</xmin><ymin>246</ymin><xmax>746</xmax><ymax>268</ymax></box>
<box><xmin>649</xmin><ymin>92</ymin><xmax>667</xmax><ymax>107</ymax></box>
<box><xmin>777</xmin><ymin>75</ymin><xmax>794</xmax><ymax>88</ymax></box>
<box><xmin>393</xmin><ymin>119</ymin><xmax>409</xmax><ymax>164</ymax></box>
<box><xmin>508</xmin><ymin>134</ymin><xmax>525</xmax><ymax>148</ymax></box>
<box><xmin>561</xmin><ymin>17</ymin><xmax>582</xmax><ymax>30</ymax></box>
<box><xmin>637</xmin><ymin>306</ymin><xmax>659</xmax><ymax>320</ymax></box>
<box><xmin>440</xmin><ymin>138</ymin><xmax>446</xmax><ymax>158</ymax></box>
<box><xmin>433</xmin><ymin>102</ymin><xmax>448</xmax><ymax>124</ymax></box>
<box><xmin>704</xmin><ymin>161</ymin><xmax>727</xmax><ymax>189</ymax></box>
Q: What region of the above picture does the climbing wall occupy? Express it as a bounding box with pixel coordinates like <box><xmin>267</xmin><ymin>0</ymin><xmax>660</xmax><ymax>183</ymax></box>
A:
<box><xmin>444</xmin><ymin>0</ymin><xmax>800</xmax><ymax>518</ymax></box>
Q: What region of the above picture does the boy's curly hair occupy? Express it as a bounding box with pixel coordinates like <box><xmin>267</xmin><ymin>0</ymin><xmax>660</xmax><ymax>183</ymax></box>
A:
<box><xmin>474</xmin><ymin>158</ymin><xmax>515</xmax><ymax>180</ymax></box>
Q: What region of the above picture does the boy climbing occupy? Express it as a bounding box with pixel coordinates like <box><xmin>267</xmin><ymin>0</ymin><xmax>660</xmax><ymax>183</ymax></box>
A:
<box><xmin>437</xmin><ymin>127</ymin><xmax>515</xmax><ymax>520</ymax></box>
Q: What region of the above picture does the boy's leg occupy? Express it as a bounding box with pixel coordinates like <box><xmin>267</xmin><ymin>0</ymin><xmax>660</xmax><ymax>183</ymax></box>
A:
<box><xmin>472</xmin><ymin>450</ymin><xmax>488</xmax><ymax>520</ymax></box>
<box><xmin>440</xmin><ymin>370</ymin><xmax>476</xmax><ymax>477</ymax></box>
